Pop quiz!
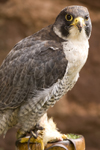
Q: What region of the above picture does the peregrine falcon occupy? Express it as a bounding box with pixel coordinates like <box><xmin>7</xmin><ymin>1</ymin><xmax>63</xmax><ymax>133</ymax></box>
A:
<box><xmin>0</xmin><ymin>5</ymin><xmax>92</xmax><ymax>140</ymax></box>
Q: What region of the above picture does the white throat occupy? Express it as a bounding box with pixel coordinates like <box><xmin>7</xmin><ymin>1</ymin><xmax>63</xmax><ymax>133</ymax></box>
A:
<box><xmin>53</xmin><ymin>25</ymin><xmax>89</xmax><ymax>41</ymax></box>
<box><xmin>67</xmin><ymin>26</ymin><xmax>89</xmax><ymax>42</ymax></box>
<box><xmin>53</xmin><ymin>25</ymin><xmax>89</xmax><ymax>80</ymax></box>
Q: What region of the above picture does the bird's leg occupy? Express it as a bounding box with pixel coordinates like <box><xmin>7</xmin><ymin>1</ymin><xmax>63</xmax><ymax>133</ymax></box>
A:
<box><xmin>27</xmin><ymin>131</ymin><xmax>44</xmax><ymax>150</ymax></box>
<box><xmin>33</xmin><ymin>123</ymin><xmax>44</xmax><ymax>137</ymax></box>
<box><xmin>16</xmin><ymin>124</ymin><xmax>44</xmax><ymax>150</ymax></box>
<box><xmin>27</xmin><ymin>124</ymin><xmax>44</xmax><ymax>150</ymax></box>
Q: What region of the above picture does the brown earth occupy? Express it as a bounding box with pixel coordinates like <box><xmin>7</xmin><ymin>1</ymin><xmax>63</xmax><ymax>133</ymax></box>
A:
<box><xmin>0</xmin><ymin>0</ymin><xmax>100</xmax><ymax>150</ymax></box>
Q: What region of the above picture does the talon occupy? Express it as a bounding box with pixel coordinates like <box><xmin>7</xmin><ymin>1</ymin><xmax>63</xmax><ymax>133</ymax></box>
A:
<box><xmin>35</xmin><ymin>124</ymin><xmax>44</xmax><ymax>131</ymax></box>
<box><xmin>16</xmin><ymin>124</ymin><xmax>44</xmax><ymax>150</ymax></box>
<box><xmin>16</xmin><ymin>135</ymin><xmax>44</xmax><ymax>150</ymax></box>
<box><xmin>32</xmin><ymin>124</ymin><xmax>44</xmax><ymax>139</ymax></box>
<box><xmin>31</xmin><ymin>131</ymin><xmax>37</xmax><ymax>139</ymax></box>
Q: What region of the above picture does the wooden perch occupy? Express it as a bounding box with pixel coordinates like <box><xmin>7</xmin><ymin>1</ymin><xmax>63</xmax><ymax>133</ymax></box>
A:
<box><xmin>16</xmin><ymin>134</ymin><xmax>85</xmax><ymax>150</ymax></box>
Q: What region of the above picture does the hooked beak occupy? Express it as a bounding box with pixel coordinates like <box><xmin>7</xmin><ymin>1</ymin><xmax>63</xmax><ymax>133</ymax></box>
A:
<box><xmin>71</xmin><ymin>17</ymin><xmax>85</xmax><ymax>32</ymax></box>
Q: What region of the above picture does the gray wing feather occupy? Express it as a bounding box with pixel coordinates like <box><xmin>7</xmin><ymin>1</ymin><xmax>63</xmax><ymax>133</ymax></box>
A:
<box><xmin>0</xmin><ymin>37</ymin><xmax>68</xmax><ymax>110</ymax></box>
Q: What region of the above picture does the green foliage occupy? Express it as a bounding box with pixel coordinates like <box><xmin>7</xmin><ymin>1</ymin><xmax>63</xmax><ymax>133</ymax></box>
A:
<box><xmin>67</xmin><ymin>134</ymin><xmax>80</xmax><ymax>139</ymax></box>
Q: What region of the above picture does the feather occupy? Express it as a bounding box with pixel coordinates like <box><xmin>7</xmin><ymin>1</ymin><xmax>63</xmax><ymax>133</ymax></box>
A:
<box><xmin>38</xmin><ymin>113</ymin><xmax>67</xmax><ymax>146</ymax></box>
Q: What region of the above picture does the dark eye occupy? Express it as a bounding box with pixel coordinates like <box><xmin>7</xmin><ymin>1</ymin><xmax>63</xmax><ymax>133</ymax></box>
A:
<box><xmin>65</xmin><ymin>14</ymin><xmax>73</xmax><ymax>21</ymax></box>
<box><xmin>85</xmin><ymin>15</ymin><xmax>89</xmax><ymax>20</ymax></box>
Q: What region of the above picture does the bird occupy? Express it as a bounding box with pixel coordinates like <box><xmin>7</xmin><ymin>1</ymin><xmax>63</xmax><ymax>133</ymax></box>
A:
<box><xmin>0</xmin><ymin>5</ymin><xmax>92</xmax><ymax>146</ymax></box>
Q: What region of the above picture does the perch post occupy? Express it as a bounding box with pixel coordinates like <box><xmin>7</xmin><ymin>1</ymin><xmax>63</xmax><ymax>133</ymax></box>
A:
<box><xmin>16</xmin><ymin>134</ymin><xmax>85</xmax><ymax>150</ymax></box>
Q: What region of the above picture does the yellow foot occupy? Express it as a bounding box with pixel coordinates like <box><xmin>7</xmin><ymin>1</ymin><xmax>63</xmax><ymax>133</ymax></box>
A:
<box><xmin>17</xmin><ymin>129</ymin><xmax>26</xmax><ymax>139</ymax></box>
<box><xmin>61</xmin><ymin>134</ymin><xmax>67</xmax><ymax>140</ymax></box>
<box><xmin>18</xmin><ymin>136</ymin><xmax>44</xmax><ymax>150</ymax></box>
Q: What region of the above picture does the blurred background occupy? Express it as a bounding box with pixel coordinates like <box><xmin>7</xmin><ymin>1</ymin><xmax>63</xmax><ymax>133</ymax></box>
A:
<box><xmin>0</xmin><ymin>0</ymin><xmax>100</xmax><ymax>150</ymax></box>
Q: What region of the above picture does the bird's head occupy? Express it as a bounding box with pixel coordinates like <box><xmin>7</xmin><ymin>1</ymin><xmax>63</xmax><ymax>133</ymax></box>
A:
<box><xmin>53</xmin><ymin>6</ymin><xmax>92</xmax><ymax>40</ymax></box>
